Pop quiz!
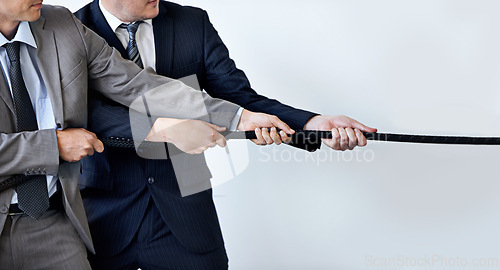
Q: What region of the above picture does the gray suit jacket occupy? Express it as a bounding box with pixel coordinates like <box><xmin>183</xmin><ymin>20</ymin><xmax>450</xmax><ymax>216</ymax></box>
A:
<box><xmin>0</xmin><ymin>5</ymin><xmax>239</xmax><ymax>253</ymax></box>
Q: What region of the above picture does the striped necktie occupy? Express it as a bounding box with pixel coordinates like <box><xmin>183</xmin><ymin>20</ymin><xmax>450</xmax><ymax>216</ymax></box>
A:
<box><xmin>120</xmin><ymin>21</ymin><xmax>144</xmax><ymax>68</ymax></box>
<box><xmin>3</xmin><ymin>41</ymin><xmax>49</xmax><ymax>219</ymax></box>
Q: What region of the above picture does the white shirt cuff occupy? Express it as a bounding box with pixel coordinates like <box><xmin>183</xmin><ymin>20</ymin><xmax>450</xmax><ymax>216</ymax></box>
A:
<box><xmin>229</xmin><ymin>107</ymin><xmax>244</xmax><ymax>131</ymax></box>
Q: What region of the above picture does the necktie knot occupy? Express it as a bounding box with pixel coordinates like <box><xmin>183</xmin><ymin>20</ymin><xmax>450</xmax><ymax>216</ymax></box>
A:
<box><xmin>3</xmin><ymin>41</ymin><xmax>21</xmax><ymax>63</ymax></box>
<box><xmin>121</xmin><ymin>21</ymin><xmax>143</xmax><ymax>41</ymax></box>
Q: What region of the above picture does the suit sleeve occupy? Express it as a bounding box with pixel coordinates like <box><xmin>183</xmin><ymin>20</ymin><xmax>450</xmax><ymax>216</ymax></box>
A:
<box><xmin>200</xmin><ymin>11</ymin><xmax>321</xmax><ymax>151</ymax></box>
<box><xmin>69</xmin><ymin>13</ymin><xmax>240</xmax><ymax>134</ymax></box>
<box><xmin>0</xmin><ymin>130</ymin><xmax>60</xmax><ymax>178</ymax></box>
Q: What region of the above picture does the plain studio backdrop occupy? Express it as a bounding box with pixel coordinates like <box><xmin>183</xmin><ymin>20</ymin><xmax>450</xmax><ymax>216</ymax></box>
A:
<box><xmin>45</xmin><ymin>1</ymin><xmax>500</xmax><ymax>269</ymax></box>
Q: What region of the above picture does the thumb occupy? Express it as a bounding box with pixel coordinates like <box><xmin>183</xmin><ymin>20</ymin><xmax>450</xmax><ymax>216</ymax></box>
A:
<box><xmin>270</xmin><ymin>117</ymin><xmax>295</xmax><ymax>134</ymax></box>
<box><xmin>93</xmin><ymin>139</ymin><xmax>105</xmax><ymax>153</ymax></box>
<box><xmin>352</xmin><ymin>121</ymin><xmax>377</xmax><ymax>133</ymax></box>
<box><xmin>214</xmin><ymin>131</ymin><xmax>227</xmax><ymax>148</ymax></box>
<box><xmin>207</xmin><ymin>123</ymin><xmax>227</xmax><ymax>132</ymax></box>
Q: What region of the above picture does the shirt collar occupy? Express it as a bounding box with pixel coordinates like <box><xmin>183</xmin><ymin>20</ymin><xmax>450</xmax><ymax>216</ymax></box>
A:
<box><xmin>98</xmin><ymin>0</ymin><xmax>152</xmax><ymax>32</ymax></box>
<box><xmin>0</xmin><ymin>21</ymin><xmax>37</xmax><ymax>49</ymax></box>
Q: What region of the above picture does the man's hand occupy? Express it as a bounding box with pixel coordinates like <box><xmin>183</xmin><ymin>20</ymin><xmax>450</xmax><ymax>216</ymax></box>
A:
<box><xmin>56</xmin><ymin>128</ymin><xmax>104</xmax><ymax>162</ymax></box>
<box><xmin>237</xmin><ymin>109</ymin><xmax>295</xmax><ymax>145</ymax></box>
<box><xmin>146</xmin><ymin>118</ymin><xmax>227</xmax><ymax>154</ymax></box>
<box><xmin>304</xmin><ymin>115</ymin><xmax>377</xmax><ymax>151</ymax></box>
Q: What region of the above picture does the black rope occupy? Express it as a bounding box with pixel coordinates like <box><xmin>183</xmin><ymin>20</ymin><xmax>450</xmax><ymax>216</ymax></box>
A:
<box><xmin>99</xmin><ymin>137</ymin><xmax>138</xmax><ymax>148</ymax></box>
<box><xmin>3</xmin><ymin>130</ymin><xmax>499</xmax><ymax>193</ymax></box>
<box><xmin>101</xmin><ymin>131</ymin><xmax>500</xmax><ymax>148</ymax></box>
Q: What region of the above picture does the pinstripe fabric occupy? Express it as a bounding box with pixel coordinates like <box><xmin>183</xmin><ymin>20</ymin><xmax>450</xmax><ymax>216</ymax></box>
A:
<box><xmin>75</xmin><ymin>0</ymin><xmax>319</xmax><ymax>267</ymax></box>
<box><xmin>87</xmin><ymin>199</ymin><xmax>228</xmax><ymax>270</ymax></box>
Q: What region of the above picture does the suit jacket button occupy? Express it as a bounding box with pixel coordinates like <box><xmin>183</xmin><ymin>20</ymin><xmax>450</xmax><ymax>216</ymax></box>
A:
<box><xmin>0</xmin><ymin>204</ymin><xmax>8</xmax><ymax>214</ymax></box>
<box><xmin>148</xmin><ymin>177</ymin><xmax>155</xmax><ymax>184</ymax></box>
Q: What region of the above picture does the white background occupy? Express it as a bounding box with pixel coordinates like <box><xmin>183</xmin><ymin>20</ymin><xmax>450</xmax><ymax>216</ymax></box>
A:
<box><xmin>45</xmin><ymin>0</ymin><xmax>500</xmax><ymax>269</ymax></box>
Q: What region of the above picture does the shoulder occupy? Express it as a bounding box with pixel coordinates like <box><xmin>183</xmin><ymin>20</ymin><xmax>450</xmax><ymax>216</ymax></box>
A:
<box><xmin>40</xmin><ymin>4</ymin><xmax>74</xmax><ymax>19</ymax></box>
<box><xmin>161</xmin><ymin>1</ymin><xmax>208</xmax><ymax>20</ymax></box>
<box><xmin>36</xmin><ymin>4</ymin><xmax>82</xmax><ymax>32</ymax></box>
<box><xmin>74</xmin><ymin>2</ymin><xmax>93</xmax><ymax>23</ymax></box>
<box><xmin>36</xmin><ymin>4</ymin><xmax>103</xmax><ymax>50</ymax></box>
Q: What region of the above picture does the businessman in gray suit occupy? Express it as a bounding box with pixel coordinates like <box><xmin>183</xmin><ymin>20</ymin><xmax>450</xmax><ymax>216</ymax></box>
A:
<box><xmin>0</xmin><ymin>2</ymin><xmax>293</xmax><ymax>268</ymax></box>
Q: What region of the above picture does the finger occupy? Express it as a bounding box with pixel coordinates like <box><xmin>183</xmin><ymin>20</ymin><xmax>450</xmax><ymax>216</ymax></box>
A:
<box><xmin>355</xmin><ymin>129</ymin><xmax>367</xmax><ymax>147</ymax></box>
<box><xmin>187</xmin><ymin>147</ymin><xmax>202</xmax><ymax>155</ymax></box>
<box><xmin>207</xmin><ymin>123</ymin><xmax>227</xmax><ymax>132</ymax></box>
<box><xmin>207</xmin><ymin>141</ymin><xmax>217</xmax><ymax>148</ymax></box>
<box><xmin>87</xmin><ymin>146</ymin><xmax>95</xmax><ymax>156</ymax></box>
<box><xmin>214</xmin><ymin>132</ymin><xmax>227</xmax><ymax>148</ymax></box>
<box><xmin>192</xmin><ymin>146</ymin><xmax>209</xmax><ymax>154</ymax></box>
<box><xmin>261</xmin><ymin>128</ymin><xmax>274</xmax><ymax>145</ymax></box>
<box><xmin>338</xmin><ymin>127</ymin><xmax>349</xmax><ymax>151</ymax></box>
<box><xmin>351</xmin><ymin>120</ymin><xmax>377</xmax><ymax>133</ymax></box>
<box><xmin>250</xmin><ymin>139</ymin><xmax>260</xmax><ymax>145</ymax></box>
<box><xmin>269</xmin><ymin>127</ymin><xmax>282</xmax><ymax>145</ymax></box>
<box><xmin>93</xmin><ymin>138</ymin><xmax>104</xmax><ymax>153</ymax></box>
<box><xmin>254</xmin><ymin>128</ymin><xmax>267</xmax><ymax>145</ymax></box>
<box><xmin>346</xmin><ymin>128</ymin><xmax>358</xmax><ymax>150</ymax></box>
<box><xmin>280</xmin><ymin>130</ymin><xmax>292</xmax><ymax>144</ymax></box>
<box><xmin>270</xmin><ymin>117</ymin><xmax>294</xmax><ymax>134</ymax></box>
<box><xmin>325</xmin><ymin>128</ymin><xmax>341</xmax><ymax>150</ymax></box>
<box><xmin>78</xmin><ymin>153</ymin><xmax>88</xmax><ymax>162</ymax></box>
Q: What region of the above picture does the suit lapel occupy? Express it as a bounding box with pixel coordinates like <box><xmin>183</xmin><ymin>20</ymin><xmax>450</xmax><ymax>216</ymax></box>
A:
<box><xmin>153</xmin><ymin>4</ymin><xmax>174</xmax><ymax>76</ymax></box>
<box><xmin>29</xmin><ymin>15</ymin><xmax>63</xmax><ymax>126</ymax></box>
<box><xmin>90</xmin><ymin>0</ymin><xmax>128</xmax><ymax>59</ymax></box>
<box><xmin>0</xmin><ymin>69</ymin><xmax>14</xmax><ymax>115</ymax></box>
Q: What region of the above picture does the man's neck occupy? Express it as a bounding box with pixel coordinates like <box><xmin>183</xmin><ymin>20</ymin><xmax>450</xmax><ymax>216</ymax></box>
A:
<box><xmin>0</xmin><ymin>20</ymin><xmax>20</xmax><ymax>41</ymax></box>
<box><xmin>100</xmin><ymin>0</ymin><xmax>130</xmax><ymax>23</ymax></box>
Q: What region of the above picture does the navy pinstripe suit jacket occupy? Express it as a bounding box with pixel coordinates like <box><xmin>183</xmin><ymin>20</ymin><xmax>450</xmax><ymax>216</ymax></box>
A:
<box><xmin>75</xmin><ymin>0</ymin><xmax>318</xmax><ymax>256</ymax></box>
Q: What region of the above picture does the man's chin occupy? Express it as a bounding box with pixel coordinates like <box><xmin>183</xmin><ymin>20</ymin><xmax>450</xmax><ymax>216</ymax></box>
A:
<box><xmin>26</xmin><ymin>10</ymin><xmax>42</xmax><ymax>22</ymax></box>
<box><xmin>141</xmin><ymin>11</ymin><xmax>159</xmax><ymax>21</ymax></box>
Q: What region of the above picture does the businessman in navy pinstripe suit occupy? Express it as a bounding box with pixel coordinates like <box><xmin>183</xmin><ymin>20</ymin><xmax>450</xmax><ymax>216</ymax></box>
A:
<box><xmin>75</xmin><ymin>0</ymin><xmax>377</xmax><ymax>269</ymax></box>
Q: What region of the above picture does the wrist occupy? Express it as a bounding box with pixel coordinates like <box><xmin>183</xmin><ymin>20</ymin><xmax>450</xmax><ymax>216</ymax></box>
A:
<box><xmin>303</xmin><ymin>115</ymin><xmax>323</xmax><ymax>130</ymax></box>
<box><xmin>148</xmin><ymin>118</ymin><xmax>184</xmax><ymax>143</ymax></box>
<box><xmin>237</xmin><ymin>109</ymin><xmax>250</xmax><ymax>131</ymax></box>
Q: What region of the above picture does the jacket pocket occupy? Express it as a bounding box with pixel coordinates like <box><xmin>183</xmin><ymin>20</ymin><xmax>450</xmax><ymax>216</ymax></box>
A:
<box><xmin>61</xmin><ymin>60</ymin><xmax>85</xmax><ymax>89</ymax></box>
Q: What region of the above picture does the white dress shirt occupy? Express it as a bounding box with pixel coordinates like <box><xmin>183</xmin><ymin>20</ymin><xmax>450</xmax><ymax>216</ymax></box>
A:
<box><xmin>0</xmin><ymin>22</ymin><xmax>58</xmax><ymax>204</ymax></box>
<box><xmin>99</xmin><ymin>0</ymin><xmax>157</xmax><ymax>71</ymax></box>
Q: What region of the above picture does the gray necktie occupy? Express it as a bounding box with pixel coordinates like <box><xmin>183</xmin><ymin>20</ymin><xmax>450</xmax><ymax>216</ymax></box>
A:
<box><xmin>3</xmin><ymin>41</ymin><xmax>49</xmax><ymax>219</ymax></box>
<box><xmin>121</xmin><ymin>21</ymin><xmax>144</xmax><ymax>68</ymax></box>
